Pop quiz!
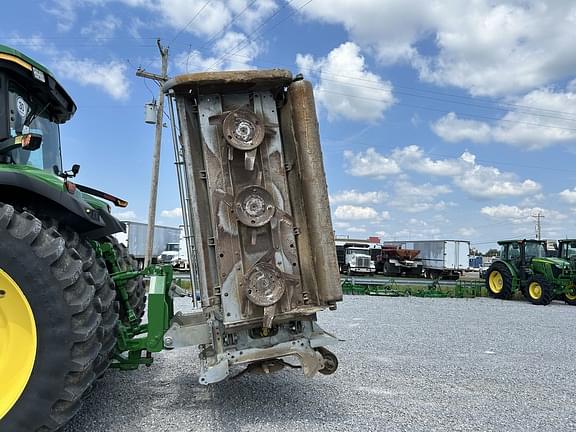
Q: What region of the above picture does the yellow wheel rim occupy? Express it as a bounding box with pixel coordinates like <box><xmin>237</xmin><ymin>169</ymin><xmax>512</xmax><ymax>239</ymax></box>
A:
<box><xmin>488</xmin><ymin>271</ymin><xmax>503</xmax><ymax>294</ymax></box>
<box><xmin>0</xmin><ymin>268</ymin><xmax>37</xmax><ymax>420</ymax></box>
<box><xmin>566</xmin><ymin>291</ymin><xmax>576</xmax><ymax>301</ymax></box>
<box><xmin>529</xmin><ymin>282</ymin><xmax>542</xmax><ymax>300</ymax></box>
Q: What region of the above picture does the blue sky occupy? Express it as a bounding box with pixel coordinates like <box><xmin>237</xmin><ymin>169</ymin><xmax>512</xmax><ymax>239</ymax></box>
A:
<box><xmin>4</xmin><ymin>0</ymin><xmax>576</xmax><ymax>252</ymax></box>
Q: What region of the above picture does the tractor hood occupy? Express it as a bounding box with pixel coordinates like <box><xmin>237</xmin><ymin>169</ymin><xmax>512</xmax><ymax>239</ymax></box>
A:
<box><xmin>533</xmin><ymin>257</ymin><xmax>570</xmax><ymax>269</ymax></box>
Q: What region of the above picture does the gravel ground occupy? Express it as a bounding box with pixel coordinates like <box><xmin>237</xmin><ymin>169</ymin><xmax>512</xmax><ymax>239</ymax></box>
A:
<box><xmin>64</xmin><ymin>296</ymin><xmax>576</xmax><ymax>432</ymax></box>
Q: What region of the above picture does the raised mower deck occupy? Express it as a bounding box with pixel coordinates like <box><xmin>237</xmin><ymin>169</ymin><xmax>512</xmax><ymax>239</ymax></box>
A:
<box><xmin>154</xmin><ymin>70</ymin><xmax>342</xmax><ymax>383</ymax></box>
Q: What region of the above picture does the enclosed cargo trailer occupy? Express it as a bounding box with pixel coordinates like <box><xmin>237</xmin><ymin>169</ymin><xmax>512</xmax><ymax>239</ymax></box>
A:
<box><xmin>113</xmin><ymin>221</ymin><xmax>180</xmax><ymax>267</ymax></box>
<box><xmin>384</xmin><ymin>240</ymin><xmax>470</xmax><ymax>279</ymax></box>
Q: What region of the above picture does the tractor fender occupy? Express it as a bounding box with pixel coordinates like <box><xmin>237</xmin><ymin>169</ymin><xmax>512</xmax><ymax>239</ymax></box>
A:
<box><xmin>0</xmin><ymin>171</ymin><xmax>124</xmax><ymax>239</ymax></box>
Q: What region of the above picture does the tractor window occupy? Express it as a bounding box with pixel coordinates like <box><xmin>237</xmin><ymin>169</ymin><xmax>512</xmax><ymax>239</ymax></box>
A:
<box><xmin>525</xmin><ymin>243</ymin><xmax>546</xmax><ymax>260</ymax></box>
<box><xmin>7</xmin><ymin>81</ymin><xmax>62</xmax><ymax>172</ymax></box>
<box><xmin>561</xmin><ymin>242</ymin><xmax>576</xmax><ymax>259</ymax></box>
<box><xmin>508</xmin><ymin>243</ymin><xmax>520</xmax><ymax>260</ymax></box>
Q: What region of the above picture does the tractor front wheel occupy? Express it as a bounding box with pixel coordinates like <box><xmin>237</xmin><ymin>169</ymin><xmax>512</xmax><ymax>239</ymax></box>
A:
<box><xmin>486</xmin><ymin>262</ymin><xmax>513</xmax><ymax>299</ymax></box>
<box><xmin>0</xmin><ymin>204</ymin><xmax>100</xmax><ymax>432</ymax></box>
<box><xmin>564</xmin><ymin>288</ymin><xmax>576</xmax><ymax>306</ymax></box>
<box><xmin>526</xmin><ymin>275</ymin><xmax>554</xmax><ymax>305</ymax></box>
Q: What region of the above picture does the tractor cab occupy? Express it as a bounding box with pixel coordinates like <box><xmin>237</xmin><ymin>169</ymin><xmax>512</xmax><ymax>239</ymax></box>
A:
<box><xmin>0</xmin><ymin>44</ymin><xmax>75</xmax><ymax>172</ymax></box>
<box><xmin>497</xmin><ymin>239</ymin><xmax>547</xmax><ymax>271</ymax></box>
<box><xmin>558</xmin><ymin>239</ymin><xmax>576</xmax><ymax>261</ymax></box>
<box><xmin>0</xmin><ymin>45</ymin><xmax>125</xmax><ymax>238</ymax></box>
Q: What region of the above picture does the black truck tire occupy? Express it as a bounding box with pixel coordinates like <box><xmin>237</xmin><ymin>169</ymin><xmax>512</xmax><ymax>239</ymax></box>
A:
<box><xmin>485</xmin><ymin>262</ymin><xmax>513</xmax><ymax>299</ymax></box>
<box><xmin>58</xmin><ymin>228</ymin><xmax>118</xmax><ymax>377</ymax></box>
<box><xmin>0</xmin><ymin>204</ymin><xmax>101</xmax><ymax>432</ymax></box>
<box><xmin>103</xmin><ymin>236</ymin><xmax>146</xmax><ymax>324</ymax></box>
<box><xmin>526</xmin><ymin>275</ymin><xmax>554</xmax><ymax>305</ymax></box>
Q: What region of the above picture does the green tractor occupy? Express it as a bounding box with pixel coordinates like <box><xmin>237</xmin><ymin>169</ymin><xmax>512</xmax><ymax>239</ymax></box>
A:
<box><xmin>0</xmin><ymin>45</ymin><xmax>146</xmax><ymax>431</ymax></box>
<box><xmin>0</xmin><ymin>45</ymin><xmax>344</xmax><ymax>432</ymax></box>
<box><xmin>556</xmin><ymin>239</ymin><xmax>576</xmax><ymax>305</ymax></box>
<box><xmin>485</xmin><ymin>239</ymin><xmax>576</xmax><ymax>306</ymax></box>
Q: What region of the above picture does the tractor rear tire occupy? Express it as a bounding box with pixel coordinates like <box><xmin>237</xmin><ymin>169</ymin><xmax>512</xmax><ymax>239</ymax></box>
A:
<box><xmin>103</xmin><ymin>236</ymin><xmax>146</xmax><ymax>324</ymax></box>
<box><xmin>485</xmin><ymin>262</ymin><xmax>513</xmax><ymax>299</ymax></box>
<box><xmin>526</xmin><ymin>275</ymin><xmax>554</xmax><ymax>305</ymax></box>
<box><xmin>0</xmin><ymin>204</ymin><xmax>101</xmax><ymax>432</ymax></box>
<box><xmin>58</xmin><ymin>228</ymin><xmax>118</xmax><ymax>378</ymax></box>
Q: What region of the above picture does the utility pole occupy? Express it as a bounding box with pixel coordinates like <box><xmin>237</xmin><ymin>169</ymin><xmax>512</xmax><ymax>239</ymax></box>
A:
<box><xmin>137</xmin><ymin>39</ymin><xmax>169</xmax><ymax>267</ymax></box>
<box><xmin>532</xmin><ymin>211</ymin><xmax>544</xmax><ymax>240</ymax></box>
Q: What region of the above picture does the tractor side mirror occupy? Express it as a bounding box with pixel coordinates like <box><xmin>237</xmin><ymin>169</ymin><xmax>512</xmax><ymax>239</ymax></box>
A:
<box><xmin>53</xmin><ymin>163</ymin><xmax>81</xmax><ymax>179</ymax></box>
<box><xmin>0</xmin><ymin>132</ymin><xmax>42</xmax><ymax>155</ymax></box>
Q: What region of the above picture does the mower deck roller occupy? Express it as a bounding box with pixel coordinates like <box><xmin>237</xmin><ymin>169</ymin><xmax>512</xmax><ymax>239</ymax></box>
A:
<box><xmin>163</xmin><ymin>70</ymin><xmax>342</xmax><ymax>383</ymax></box>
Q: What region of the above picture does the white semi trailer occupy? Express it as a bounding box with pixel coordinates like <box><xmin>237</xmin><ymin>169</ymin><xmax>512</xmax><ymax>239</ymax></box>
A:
<box><xmin>114</xmin><ymin>221</ymin><xmax>180</xmax><ymax>268</ymax></box>
<box><xmin>384</xmin><ymin>240</ymin><xmax>470</xmax><ymax>279</ymax></box>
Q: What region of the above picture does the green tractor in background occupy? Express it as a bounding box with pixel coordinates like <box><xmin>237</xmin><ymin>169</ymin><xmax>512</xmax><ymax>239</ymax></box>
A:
<box><xmin>485</xmin><ymin>239</ymin><xmax>576</xmax><ymax>306</ymax></box>
<box><xmin>0</xmin><ymin>45</ymin><xmax>147</xmax><ymax>431</ymax></box>
<box><xmin>557</xmin><ymin>239</ymin><xmax>576</xmax><ymax>304</ymax></box>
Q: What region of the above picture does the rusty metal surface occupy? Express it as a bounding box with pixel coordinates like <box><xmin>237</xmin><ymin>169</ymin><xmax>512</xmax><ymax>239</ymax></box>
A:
<box><xmin>192</xmin><ymin>89</ymin><xmax>307</xmax><ymax>328</ymax></box>
<box><xmin>283</xmin><ymin>80</ymin><xmax>342</xmax><ymax>304</ymax></box>
<box><xmin>169</xmin><ymin>70</ymin><xmax>341</xmax><ymax>383</ymax></box>
<box><xmin>164</xmin><ymin>69</ymin><xmax>293</xmax><ymax>95</ymax></box>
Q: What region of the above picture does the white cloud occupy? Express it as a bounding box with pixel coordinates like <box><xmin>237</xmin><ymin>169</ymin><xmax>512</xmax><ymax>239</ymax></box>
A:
<box><xmin>334</xmin><ymin>205</ymin><xmax>378</xmax><ymax>220</ymax></box>
<box><xmin>333</xmin><ymin>221</ymin><xmax>351</xmax><ymax>230</ymax></box>
<box><xmin>431</xmin><ymin>113</ymin><xmax>492</xmax><ymax>144</ymax></box>
<box><xmin>343</xmin><ymin>148</ymin><xmax>401</xmax><ymax>178</ymax></box>
<box><xmin>81</xmin><ymin>15</ymin><xmax>121</xmax><ymax>43</ymax></box>
<box><xmin>140</xmin><ymin>0</ymin><xmax>278</xmax><ymax>37</ymax></box>
<box><xmin>161</xmin><ymin>207</ymin><xmax>183</xmax><ymax>218</ymax></box>
<box><xmin>560</xmin><ymin>188</ymin><xmax>576</xmax><ymax>204</ymax></box>
<box><xmin>389</xmin><ymin>179</ymin><xmax>451</xmax><ymax>213</ymax></box>
<box><xmin>43</xmin><ymin>0</ymin><xmax>80</xmax><ymax>32</ymax></box>
<box><xmin>127</xmin><ymin>17</ymin><xmax>147</xmax><ymax>39</ymax></box>
<box><xmin>391</xmin><ymin>145</ymin><xmax>464</xmax><ymax>176</ymax></box>
<box><xmin>296</xmin><ymin>42</ymin><xmax>395</xmax><ymax>121</ymax></box>
<box><xmin>53</xmin><ymin>56</ymin><xmax>130</xmax><ymax>100</ymax></box>
<box><xmin>432</xmin><ymin>85</ymin><xmax>576</xmax><ymax>149</ymax></box>
<box><xmin>481</xmin><ymin>204</ymin><xmax>566</xmax><ymax>222</ymax></box>
<box><xmin>348</xmin><ymin>226</ymin><xmax>367</xmax><ymax>233</ymax></box>
<box><xmin>295</xmin><ymin>1</ymin><xmax>576</xmax><ymax>97</ymax></box>
<box><xmin>10</xmin><ymin>34</ymin><xmax>130</xmax><ymax>100</ymax></box>
<box><xmin>345</xmin><ymin>145</ymin><xmax>541</xmax><ymax>199</ymax></box>
<box><xmin>330</xmin><ymin>189</ymin><xmax>388</xmax><ymax>204</ymax></box>
<box><xmin>174</xmin><ymin>31</ymin><xmax>261</xmax><ymax>72</ymax></box>
<box><xmin>457</xmin><ymin>227</ymin><xmax>478</xmax><ymax>237</ymax></box>
<box><xmin>113</xmin><ymin>210</ymin><xmax>138</xmax><ymax>221</ymax></box>
<box><xmin>228</xmin><ymin>0</ymin><xmax>278</xmax><ymax>32</ymax></box>
<box><xmin>453</xmin><ymin>158</ymin><xmax>541</xmax><ymax>199</ymax></box>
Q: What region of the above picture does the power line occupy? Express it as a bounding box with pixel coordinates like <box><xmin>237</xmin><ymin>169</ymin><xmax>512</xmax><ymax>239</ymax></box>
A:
<box><xmin>198</xmin><ymin>0</ymin><xmax>260</xmax><ymax>51</ymax></box>
<box><xmin>205</xmin><ymin>0</ymin><xmax>311</xmax><ymax>71</ymax></box>
<box><xmin>168</xmin><ymin>0</ymin><xmax>212</xmax><ymax>45</ymax></box>
<box><xmin>183</xmin><ymin>0</ymin><xmax>261</xmax><ymax>72</ymax></box>
<box><xmin>212</xmin><ymin>52</ymin><xmax>576</xmax><ymax>120</ymax></box>
<box><xmin>315</xmin><ymin>88</ymin><xmax>576</xmax><ymax>133</ymax></box>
